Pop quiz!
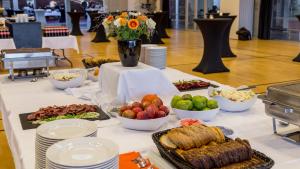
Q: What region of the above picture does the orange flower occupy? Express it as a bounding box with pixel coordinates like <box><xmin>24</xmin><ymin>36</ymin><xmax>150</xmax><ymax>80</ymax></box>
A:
<box><xmin>120</xmin><ymin>12</ymin><xmax>128</xmax><ymax>18</ymax></box>
<box><xmin>137</xmin><ymin>15</ymin><xmax>148</xmax><ymax>22</ymax></box>
<box><xmin>128</xmin><ymin>19</ymin><xmax>139</xmax><ymax>30</ymax></box>
<box><xmin>107</xmin><ymin>15</ymin><xmax>114</xmax><ymax>22</ymax></box>
<box><xmin>120</xmin><ymin>18</ymin><xmax>128</xmax><ymax>26</ymax></box>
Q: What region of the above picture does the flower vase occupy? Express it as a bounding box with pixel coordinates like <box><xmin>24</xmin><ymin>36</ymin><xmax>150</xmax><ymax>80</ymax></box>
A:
<box><xmin>118</xmin><ymin>39</ymin><xmax>142</xmax><ymax>67</ymax></box>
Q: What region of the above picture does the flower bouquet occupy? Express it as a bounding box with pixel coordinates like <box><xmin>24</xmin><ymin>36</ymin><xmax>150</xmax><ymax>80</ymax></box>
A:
<box><xmin>102</xmin><ymin>12</ymin><xmax>156</xmax><ymax>67</ymax></box>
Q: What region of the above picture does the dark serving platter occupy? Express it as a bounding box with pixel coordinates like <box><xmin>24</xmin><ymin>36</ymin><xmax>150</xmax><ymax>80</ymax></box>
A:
<box><xmin>173</xmin><ymin>80</ymin><xmax>219</xmax><ymax>92</ymax></box>
<box><xmin>152</xmin><ymin>129</ymin><xmax>274</xmax><ymax>169</ymax></box>
<box><xmin>19</xmin><ymin>106</ymin><xmax>110</xmax><ymax>130</ymax></box>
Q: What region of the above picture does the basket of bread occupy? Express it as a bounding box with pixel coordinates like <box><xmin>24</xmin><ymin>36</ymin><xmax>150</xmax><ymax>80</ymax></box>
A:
<box><xmin>152</xmin><ymin>124</ymin><xmax>274</xmax><ymax>169</ymax></box>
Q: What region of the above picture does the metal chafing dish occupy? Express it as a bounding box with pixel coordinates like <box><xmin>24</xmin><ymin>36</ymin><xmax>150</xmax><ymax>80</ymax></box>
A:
<box><xmin>260</xmin><ymin>81</ymin><xmax>300</xmax><ymax>144</ymax></box>
<box><xmin>1</xmin><ymin>48</ymin><xmax>55</xmax><ymax>80</ymax></box>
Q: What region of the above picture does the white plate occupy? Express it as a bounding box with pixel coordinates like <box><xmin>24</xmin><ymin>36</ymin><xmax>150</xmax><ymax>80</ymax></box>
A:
<box><xmin>46</xmin><ymin>137</ymin><xmax>119</xmax><ymax>167</ymax></box>
<box><xmin>37</xmin><ymin>119</ymin><xmax>97</xmax><ymax>140</ymax></box>
<box><xmin>46</xmin><ymin>157</ymin><xmax>118</xmax><ymax>169</ymax></box>
<box><xmin>117</xmin><ymin>114</ymin><xmax>169</xmax><ymax>131</ymax></box>
<box><xmin>173</xmin><ymin>107</ymin><xmax>219</xmax><ymax>121</ymax></box>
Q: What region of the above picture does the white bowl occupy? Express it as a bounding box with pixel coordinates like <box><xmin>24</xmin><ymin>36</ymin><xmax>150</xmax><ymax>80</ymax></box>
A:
<box><xmin>212</xmin><ymin>95</ymin><xmax>257</xmax><ymax>112</ymax></box>
<box><xmin>50</xmin><ymin>74</ymin><xmax>85</xmax><ymax>90</ymax></box>
<box><xmin>117</xmin><ymin>115</ymin><xmax>169</xmax><ymax>131</ymax></box>
<box><xmin>173</xmin><ymin>107</ymin><xmax>219</xmax><ymax>121</ymax></box>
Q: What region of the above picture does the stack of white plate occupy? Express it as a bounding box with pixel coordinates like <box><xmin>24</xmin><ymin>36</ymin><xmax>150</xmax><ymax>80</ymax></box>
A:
<box><xmin>145</xmin><ymin>46</ymin><xmax>167</xmax><ymax>69</ymax></box>
<box><xmin>140</xmin><ymin>44</ymin><xmax>158</xmax><ymax>63</ymax></box>
<box><xmin>46</xmin><ymin>137</ymin><xmax>119</xmax><ymax>169</ymax></box>
<box><xmin>35</xmin><ymin>119</ymin><xmax>98</xmax><ymax>169</ymax></box>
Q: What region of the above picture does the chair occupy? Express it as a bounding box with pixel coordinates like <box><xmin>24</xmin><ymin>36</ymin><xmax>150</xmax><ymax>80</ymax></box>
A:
<box><xmin>9</xmin><ymin>22</ymin><xmax>42</xmax><ymax>48</ymax></box>
<box><xmin>34</xmin><ymin>9</ymin><xmax>47</xmax><ymax>26</ymax></box>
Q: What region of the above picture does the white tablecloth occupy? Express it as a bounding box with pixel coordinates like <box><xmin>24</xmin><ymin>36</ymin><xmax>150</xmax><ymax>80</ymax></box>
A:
<box><xmin>0</xmin><ymin>36</ymin><xmax>79</xmax><ymax>53</ymax></box>
<box><xmin>42</xmin><ymin>36</ymin><xmax>79</xmax><ymax>53</ymax></box>
<box><xmin>1</xmin><ymin>68</ymin><xmax>300</xmax><ymax>169</ymax></box>
<box><xmin>0</xmin><ymin>39</ymin><xmax>16</xmax><ymax>51</ymax></box>
<box><xmin>99</xmin><ymin>62</ymin><xmax>179</xmax><ymax>104</ymax></box>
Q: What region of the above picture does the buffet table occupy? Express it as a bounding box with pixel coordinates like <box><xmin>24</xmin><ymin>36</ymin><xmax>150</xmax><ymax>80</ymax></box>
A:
<box><xmin>0</xmin><ymin>36</ymin><xmax>79</xmax><ymax>53</ymax></box>
<box><xmin>1</xmin><ymin>67</ymin><xmax>300</xmax><ymax>169</ymax></box>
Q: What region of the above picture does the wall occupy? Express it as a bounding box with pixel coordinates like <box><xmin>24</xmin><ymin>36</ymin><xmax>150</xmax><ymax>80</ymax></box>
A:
<box><xmin>220</xmin><ymin>0</ymin><xmax>240</xmax><ymax>39</ymax></box>
<box><xmin>220</xmin><ymin>0</ymin><xmax>254</xmax><ymax>39</ymax></box>
<box><xmin>253</xmin><ymin>0</ymin><xmax>261</xmax><ymax>37</ymax></box>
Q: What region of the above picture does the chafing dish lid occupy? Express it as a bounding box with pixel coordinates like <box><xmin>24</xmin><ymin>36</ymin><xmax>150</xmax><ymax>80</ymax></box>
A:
<box><xmin>1</xmin><ymin>48</ymin><xmax>51</xmax><ymax>54</ymax></box>
<box><xmin>265</xmin><ymin>81</ymin><xmax>300</xmax><ymax>108</ymax></box>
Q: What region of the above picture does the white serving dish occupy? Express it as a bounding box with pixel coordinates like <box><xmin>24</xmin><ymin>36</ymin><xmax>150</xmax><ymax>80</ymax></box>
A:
<box><xmin>117</xmin><ymin>115</ymin><xmax>169</xmax><ymax>131</ymax></box>
<box><xmin>49</xmin><ymin>73</ymin><xmax>85</xmax><ymax>90</ymax></box>
<box><xmin>173</xmin><ymin>107</ymin><xmax>219</xmax><ymax>121</ymax></box>
<box><xmin>212</xmin><ymin>95</ymin><xmax>257</xmax><ymax>112</ymax></box>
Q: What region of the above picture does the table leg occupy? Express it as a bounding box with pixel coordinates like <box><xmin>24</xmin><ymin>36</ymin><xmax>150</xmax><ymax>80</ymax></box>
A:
<box><xmin>53</xmin><ymin>49</ymin><xmax>73</xmax><ymax>67</ymax></box>
<box><xmin>293</xmin><ymin>53</ymin><xmax>300</xmax><ymax>62</ymax></box>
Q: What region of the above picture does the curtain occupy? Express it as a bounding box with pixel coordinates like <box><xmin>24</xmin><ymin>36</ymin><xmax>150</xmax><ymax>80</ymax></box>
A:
<box><xmin>258</xmin><ymin>0</ymin><xmax>273</xmax><ymax>39</ymax></box>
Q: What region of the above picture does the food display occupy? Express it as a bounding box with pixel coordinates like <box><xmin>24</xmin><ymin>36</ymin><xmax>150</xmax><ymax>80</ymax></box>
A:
<box><xmin>26</xmin><ymin>104</ymin><xmax>99</xmax><ymax>124</ymax></box>
<box><xmin>119</xmin><ymin>94</ymin><xmax>169</xmax><ymax>120</ymax></box>
<box><xmin>209</xmin><ymin>88</ymin><xmax>257</xmax><ymax>112</ymax></box>
<box><xmin>50</xmin><ymin>71</ymin><xmax>86</xmax><ymax>89</ymax></box>
<box><xmin>171</xmin><ymin>94</ymin><xmax>218</xmax><ymax>111</ymax></box>
<box><xmin>210</xmin><ymin>88</ymin><xmax>256</xmax><ymax>102</ymax></box>
<box><xmin>180</xmin><ymin>119</ymin><xmax>202</xmax><ymax>127</ymax></box>
<box><xmin>171</xmin><ymin>94</ymin><xmax>219</xmax><ymax>121</ymax></box>
<box><xmin>153</xmin><ymin>124</ymin><xmax>274</xmax><ymax>169</ymax></box>
<box><xmin>52</xmin><ymin>72</ymin><xmax>80</xmax><ymax>81</ymax></box>
<box><xmin>82</xmin><ymin>57</ymin><xmax>119</xmax><ymax>68</ymax></box>
<box><xmin>173</xmin><ymin>80</ymin><xmax>217</xmax><ymax>91</ymax></box>
<box><xmin>117</xmin><ymin>94</ymin><xmax>170</xmax><ymax>131</ymax></box>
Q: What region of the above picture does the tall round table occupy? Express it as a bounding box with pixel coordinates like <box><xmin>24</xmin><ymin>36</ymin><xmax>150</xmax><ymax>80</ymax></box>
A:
<box><xmin>146</xmin><ymin>13</ymin><xmax>164</xmax><ymax>44</ymax></box>
<box><xmin>87</xmin><ymin>11</ymin><xmax>100</xmax><ymax>32</ymax></box>
<box><xmin>193</xmin><ymin>18</ymin><xmax>231</xmax><ymax>74</ymax></box>
<box><xmin>67</xmin><ymin>12</ymin><xmax>84</xmax><ymax>36</ymax></box>
<box><xmin>91</xmin><ymin>13</ymin><xmax>110</xmax><ymax>43</ymax></box>
<box><xmin>214</xmin><ymin>15</ymin><xmax>237</xmax><ymax>58</ymax></box>
<box><xmin>160</xmin><ymin>12</ymin><xmax>170</xmax><ymax>38</ymax></box>
<box><xmin>293</xmin><ymin>15</ymin><xmax>300</xmax><ymax>62</ymax></box>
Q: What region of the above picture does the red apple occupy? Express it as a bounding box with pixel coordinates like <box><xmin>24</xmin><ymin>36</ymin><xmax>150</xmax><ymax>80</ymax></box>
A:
<box><xmin>120</xmin><ymin>105</ymin><xmax>132</xmax><ymax>113</ymax></box>
<box><xmin>152</xmin><ymin>98</ymin><xmax>163</xmax><ymax>107</ymax></box>
<box><xmin>142</xmin><ymin>101</ymin><xmax>151</xmax><ymax>109</ymax></box>
<box><xmin>145</xmin><ymin>104</ymin><xmax>158</xmax><ymax>119</ymax></box>
<box><xmin>137</xmin><ymin>111</ymin><xmax>146</xmax><ymax>120</ymax></box>
<box><xmin>132</xmin><ymin>107</ymin><xmax>143</xmax><ymax>114</ymax></box>
<box><xmin>122</xmin><ymin>110</ymin><xmax>136</xmax><ymax>119</ymax></box>
<box><xmin>159</xmin><ymin>105</ymin><xmax>169</xmax><ymax>114</ymax></box>
<box><xmin>156</xmin><ymin>111</ymin><xmax>166</xmax><ymax>118</ymax></box>
<box><xmin>132</xmin><ymin>102</ymin><xmax>143</xmax><ymax>108</ymax></box>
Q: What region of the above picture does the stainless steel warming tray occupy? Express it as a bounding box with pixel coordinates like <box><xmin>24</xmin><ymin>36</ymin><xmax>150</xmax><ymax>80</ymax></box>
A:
<box><xmin>1</xmin><ymin>48</ymin><xmax>55</xmax><ymax>80</ymax></box>
<box><xmin>260</xmin><ymin>81</ymin><xmax>300</xmax><ymax>144</ymax></box>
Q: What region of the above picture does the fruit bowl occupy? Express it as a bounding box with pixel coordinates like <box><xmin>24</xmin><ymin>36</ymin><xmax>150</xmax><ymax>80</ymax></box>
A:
<box><xmin>173</xmin><ymin>107</ymin><xmax>219</xmax><ymax>121</ymax></box>
<box><xmin>212</xmin><ymin>95</ymin><xmax>257</xmax><ymax>112</ymax></box>
<box><xmin>117</xmin><ymin>114</ymin><xmax>169</xmax><ymax>131</ymax></box>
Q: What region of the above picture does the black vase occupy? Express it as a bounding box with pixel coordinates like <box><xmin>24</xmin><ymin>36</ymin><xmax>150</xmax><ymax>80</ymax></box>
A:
<box><xmin>118</xmin><ymin>39</ymin><xmax>142</xmax><ymax>67</ymax></box>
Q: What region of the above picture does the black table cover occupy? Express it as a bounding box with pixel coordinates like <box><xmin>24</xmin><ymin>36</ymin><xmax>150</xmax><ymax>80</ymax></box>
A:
<box><xmin>160</xmin><ymin>12</ymin><xmax>170</xmax><ymax>38</ymax></box>
<box><xmin>6</xmin><ymin>9</ymin><xmax>14</xmax><ymax>17</ymax></box>
<box><xmin>214</xmin><ymin>15</ymin><xmax>237</xmax><ymax>57</ymax></box>
<box><xmin>146</xmin><ymin>13</ymin><xmax>164</xmax><ymax>44</ymax></box>
<box><xmin>293</xmin><ymin>15</ymin><xmax>300</xmax><ymax>62</ymax></box>
<box><xmin>91</xmin><ymin>13</ymin><xmax>110</xmax><ymax>43</ymax></box>
<box><xmin>67</xmin><ymin>12</ymin><xmax>84</xmax><ymax>36</ymax></box>
<box><xmin>59</xmin><ymin>9</ymin><xmax>66</xmax><ymax>23</ymax></box>
<box><xmin>193</xmin><ymin>18</ymin><xmax>231</xmax><ymax>74</ymax></box>
<box><xmin>87</xmin><ymin>11</ymin><xmax>100</xmax><ymax>32</ymax></box>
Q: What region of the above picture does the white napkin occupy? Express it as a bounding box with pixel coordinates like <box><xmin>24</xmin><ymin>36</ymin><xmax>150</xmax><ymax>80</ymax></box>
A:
<box><xmin>65</xmin><ymin>81</ymin><xmax>101</xmax><ymax>100</ymax></box>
